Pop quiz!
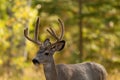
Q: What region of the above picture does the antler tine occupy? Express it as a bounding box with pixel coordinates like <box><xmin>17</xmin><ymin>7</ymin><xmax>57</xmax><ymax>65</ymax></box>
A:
<box><xmin>58</xmin><ymin>19</ymin><xmax>64</xmax><ymax>40</ymax></box>
<box><xmin>34</xmin><ymin>17</ymin><xmax>40</xmax><ymax>41</ymax></box>
<box><xmin>24</xmin><ymin>17</ymin><xmax>41</xmax><ymax>45</ymax></box>
<box><xmin>47</xmin><ymin>27</ymin><xmax>59</xmax><ymax>41</ymax></box>
<box><xmin>46</xmin><ymin>19</ymin><xmax>64</xmax><ymax>42</ymax></box>
<box><xmin>24</xmin><ymin>27</ymin><xmax>41</xmax><ymax>45</ymax></box>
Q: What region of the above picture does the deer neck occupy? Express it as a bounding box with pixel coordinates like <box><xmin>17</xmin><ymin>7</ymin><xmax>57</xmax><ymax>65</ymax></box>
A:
<box><xmin>43</xmin><ymin>57</ymin><xmax>58</xmax><ymax>80</ymax></box>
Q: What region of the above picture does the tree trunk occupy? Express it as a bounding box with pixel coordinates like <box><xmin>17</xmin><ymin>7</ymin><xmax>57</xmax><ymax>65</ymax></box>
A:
<box><xmin>78</xmin><ymin>0</ymin><xmax>83</xmax><ymax>62</ymax></box>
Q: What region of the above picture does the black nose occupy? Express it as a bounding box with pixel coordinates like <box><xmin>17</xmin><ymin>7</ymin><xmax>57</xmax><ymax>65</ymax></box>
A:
<box><xmin>32</xmin><ymin>59</ymin><xmax>40</xmax><ymax>65</ymax></box>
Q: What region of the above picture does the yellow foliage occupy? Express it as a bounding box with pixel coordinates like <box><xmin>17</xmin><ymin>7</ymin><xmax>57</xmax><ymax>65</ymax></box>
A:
<box><xmin>0</xmin><ymin>59</ymin><xmax>3</xmax><ymax>65</ymax></box>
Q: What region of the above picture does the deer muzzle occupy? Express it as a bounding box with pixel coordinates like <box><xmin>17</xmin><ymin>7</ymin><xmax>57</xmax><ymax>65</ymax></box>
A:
<box><xmin>32</xmin><ymin>58</ymin><xmax>40</xmax><ymax>65</ymax></box>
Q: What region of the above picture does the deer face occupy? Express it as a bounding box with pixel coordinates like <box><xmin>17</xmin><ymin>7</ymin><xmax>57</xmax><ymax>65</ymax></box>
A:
<box><xmin>32</xmin><ymin>39</ymin><xmax>65</xmax><ymax>65</ymax></box>
<box><xmin>24</xmin><ymin>17</ymin><xmax>65</xmax><ymax>65</ymax></box>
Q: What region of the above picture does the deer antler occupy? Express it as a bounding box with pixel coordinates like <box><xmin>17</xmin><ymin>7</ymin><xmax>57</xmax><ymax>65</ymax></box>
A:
<box><xmin>58</xmin><ymin>19</ymin><xmax>64</xmax><ymax>40</ymax></box>
<box><xmin>47</xmin><ymin>19</ymin><xmax>64</xmax><ymax>42</ymax></box>
<box><xmin>24</xmin><ymin>17</ymin><xmax>41</xmax><ymax>45</ymax></box>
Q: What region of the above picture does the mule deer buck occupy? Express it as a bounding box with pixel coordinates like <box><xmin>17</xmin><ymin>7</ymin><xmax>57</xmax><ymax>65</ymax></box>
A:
<box><xmin>24</xmin><ymin>17</ymin><xmax>107</xmax><ymax>80</ymax></box>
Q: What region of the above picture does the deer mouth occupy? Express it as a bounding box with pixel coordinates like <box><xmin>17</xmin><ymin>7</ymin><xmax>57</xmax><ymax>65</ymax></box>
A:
<box><xmin>32</xmin><ymin>59</ymin><xmax>40</xmax><ymax>65</ymax></box>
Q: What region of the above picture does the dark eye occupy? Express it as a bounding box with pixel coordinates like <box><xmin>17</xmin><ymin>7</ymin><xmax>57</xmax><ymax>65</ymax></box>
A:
<box><xmin>51</xmin><ymin>45</ymin><xmax>56</xmax><ymax>49</ymax></box>
<box><xmin>45</xmin><ymin>53</ymin><xmax>49</xmax><ymax>56</ymax></box>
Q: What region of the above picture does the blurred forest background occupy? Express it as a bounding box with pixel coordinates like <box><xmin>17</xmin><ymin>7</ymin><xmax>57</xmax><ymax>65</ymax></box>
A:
<box><xmin>0</xmin><ymin>0</ymin><xmax>120</xmax><ymax>80</ymax></box>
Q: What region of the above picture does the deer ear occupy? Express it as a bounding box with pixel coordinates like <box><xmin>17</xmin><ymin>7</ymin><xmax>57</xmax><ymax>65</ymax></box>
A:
<box><xmin>52</xmin><ymin>40</ymin><xmax>65</xmax><ymax>51</ymax></box>
<box><xmin>43</xmin><ymin>38</ymin><xmax>51</xmax><ymax>47</ymax></box>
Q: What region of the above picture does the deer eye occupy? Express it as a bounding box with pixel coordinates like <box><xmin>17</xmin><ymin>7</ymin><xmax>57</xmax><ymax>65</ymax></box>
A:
<box><xmin>51</xmin><ymin>45</ymin><xmax>56</xmax><ymax>49</ymax></box>
<box><xmin>45</xmin><ymin>52</ymin><xmax>49</xmax><ymax>56</ymax></box>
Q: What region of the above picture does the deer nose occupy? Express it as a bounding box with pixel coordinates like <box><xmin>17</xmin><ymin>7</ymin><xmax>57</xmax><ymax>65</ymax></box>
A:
<box><xmin>32</xmin><ymin>59</ymin><xmax>40</xmax><ymax>65</ymax></box>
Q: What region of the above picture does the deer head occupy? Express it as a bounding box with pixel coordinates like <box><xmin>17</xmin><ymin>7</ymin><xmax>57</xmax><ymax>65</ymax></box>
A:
<box><xmin>24</xmin><ymin>17</ymin><xmax>65</xmax><ymax>65</ymax></box>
